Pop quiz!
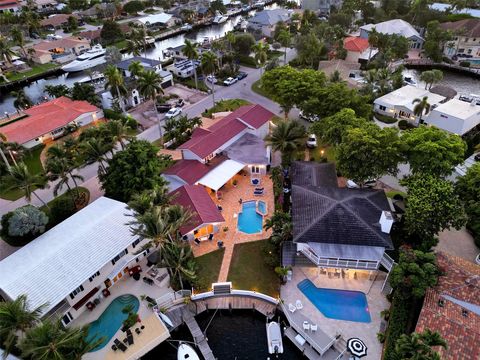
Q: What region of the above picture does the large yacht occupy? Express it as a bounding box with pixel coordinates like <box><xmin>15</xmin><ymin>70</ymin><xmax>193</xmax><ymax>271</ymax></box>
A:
<box><xmin>61</xmin><ymin>45</ymin><xmax>106</xmax><ymax>72</ymax></box>
<box><xmin>212</xmin><ymin>12</ymin><xmax>228</xmax><ymax>24</ymax></box>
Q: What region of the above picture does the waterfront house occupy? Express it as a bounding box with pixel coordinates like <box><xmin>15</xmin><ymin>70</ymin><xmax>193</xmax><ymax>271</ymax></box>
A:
<box><xmin>23</xmin><ymin>0</ymin><xmax>59</xmax><ymax>14</ymax></box>
<box><xmin>282</xmin><ymin>161</ymin><xmax>395</xmax><ymax>272</ymax></box>
<box><xmin>29</xmin><ymin>37</ymin><xmax>90</xmax><ymax>64</ymax></box>
<box><xmin>440</xmin><ymin>19</ymin><xmax>480</xmax><ymax>59</ymax></box>
<box><xmin>423</xmin><ymin>98</ymin><xmax>480</xmax><ymax>135</ymax></box>
<box><xmin>301</xmin><ymin>0</ymin><xmax>343</xmax><ymax>14</ymax></box>
<box><xmin>0</xmin><ymin>0</ymin><xmax>20</xmax><ymax>13</ymax></box>
<box><xmin>0</xmin><ymin>197</ymin><xmax>152</xmax><ymax>326</ymax></box>
<box><xmin>248</xmin><ymin>9</ymin><xmax>293</xmax><ymax>37</ymax></box>
<box><xmin>360</xmin><ymin>19</ymin><xmax>424</xmax><ymax>49</ymax></box>
<box><xmin>343</xmin><ymin>36</ymin><xmax>377</xmax><ymax>63</ymax></box>
<box><xmin>115</xmin><ymin>56</ymin><xmax>173</xmax><ymax>88</ymax></box>
<box><xmin>415</xmin><ymin>252</ymin><xmax>480</xmax><ymax>360</ymax></box>
<box><xmin>40</xmin><ymin>13</ymin><xmax>80</xmax><ymax>30</ymax></box>
<box><xmin>0</xmin><ymin>96</ymin><xmax>103</xmax><ymax>148</ymax></box>
<box><xmin>136</xmin><ymin>13</ymin><xmax>176</xmax><ymax>29</ymax></box>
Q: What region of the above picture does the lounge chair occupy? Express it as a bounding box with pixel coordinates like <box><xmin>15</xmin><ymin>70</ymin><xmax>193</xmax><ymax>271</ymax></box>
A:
<box><xmin>303</xmin><ymin>321</ymin><xmax>310</xmax><ymax>331</ymax></box>
<box><xmin>288</xmin><ymin>303</ymin><xmax>296</xmax><ymax>313</ymax></box>
<box><xmin>126</xmin><ymin>329</ymin><xmax>134</xmax><ymax>345</ymax></box>
<box><xmin>254</xmin><ymin>189</ymin><xmax>264</xmax><ymax>196</ymax></box>
<box><xmin>114</xmin><ymin>339</ymin><xmax>127</xmax><ymax>352</ymax></box>
<box><xmin>296</xmin><ymin>300</ymin><xmax>303</xmax><ymax>310</ymax></box>
<box><xmin>310</xmin><ymin>324</ymin><xmax>318</xmax><ymax>332</ymax></box>
<box><xmin>255</xmin><ymin>187</ymin><xmax>264</xmax><ymax>191</ymax></box>
<box><xmin>194</xmin><ymin>238</ymin><xmax>201</xmax><ymax>245</ymax></box>
<box><xmin>111</xmin><ymin>344</ymin><xmax>118</xmax><ymax>351</ymax></box>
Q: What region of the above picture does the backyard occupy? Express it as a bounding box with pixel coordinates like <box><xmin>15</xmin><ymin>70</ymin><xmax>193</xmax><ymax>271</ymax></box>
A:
<box><xmin>5</xmin><ymin>63</ymin><xmax>58</xmax><ymax>82</ymax></box>
<box><xmin>201</xmin><ymin>99</ymin><xmax>251</xmax><ymax>118</ymax></box>
<box><xmin>227</xmin><ymin>240</ymin><xmax>280</xmax><ymax>297</ymax></box>
<box><xmin>195</xmin><ymin>248</ymin><xmax>225</xmax><ymax>291</ymax></box>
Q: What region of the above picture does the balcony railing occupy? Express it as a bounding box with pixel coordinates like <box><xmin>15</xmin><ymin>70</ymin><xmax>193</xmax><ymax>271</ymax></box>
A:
<box><xmin>300</xmin><ymin>249</ymin><xmax>379</xmax><ymax>270</ymax></box>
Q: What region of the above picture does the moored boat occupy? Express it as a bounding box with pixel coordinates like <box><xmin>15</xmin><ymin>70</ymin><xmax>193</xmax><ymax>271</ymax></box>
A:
<box><xmin>177</xmin><ymin>343</ymin><xmax>200</xmax><ymax>360</ymax></box>
<box><xmin>266</xmin><ymin>321</ymin><xmax>284</xmax><ymax>354</ymax></box>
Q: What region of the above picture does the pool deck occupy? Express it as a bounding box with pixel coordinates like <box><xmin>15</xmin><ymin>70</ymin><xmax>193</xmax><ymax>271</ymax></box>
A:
<box><xmin>76</xmin><ymin>258</ymin><xmax>174</xmax><ymax>360</ymax></box>
<box><xmin>281</xmin><ymin>267</ymin><xmax>390</xmax><ymax>360</ymax></box>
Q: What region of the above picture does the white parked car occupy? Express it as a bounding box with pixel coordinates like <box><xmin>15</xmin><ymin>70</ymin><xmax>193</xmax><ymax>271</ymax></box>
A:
<box><xmin>206</xmin><ymin>75</ymin><xmax>217</xmax><ymax>84</ymax></box>
<box><xmin>299</xmin><ymin>110</ymin><xmax>319</xmax><ymax>122</ymax></box>
<box><xmin>306</xmin><ymin>134</ymin><xmax>317</xmax><ymax>148</ymax></box>
<box><xmin>347</xmin><ymin>179</ymin><xmax>377</xmax><ymax>189</ymax></box>
<box><xmin>223</xmin><ymin>77</ymin><xmax>238</xmax><ymax>86</ymax></box>
<box><xmin>165</xmin><ymin>107</ymin><xmax>182</xmax><ymax>119</ymax></box>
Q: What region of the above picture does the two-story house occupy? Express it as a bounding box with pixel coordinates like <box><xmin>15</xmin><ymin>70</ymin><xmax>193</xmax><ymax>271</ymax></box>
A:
<box><xmin>441</xmin><ymin>19</ymin><xmax>480</xmax><ymax>59</ymax></box>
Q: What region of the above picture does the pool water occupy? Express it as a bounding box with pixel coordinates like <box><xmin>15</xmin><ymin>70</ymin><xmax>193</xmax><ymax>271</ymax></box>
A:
<box><xmin>297</xmin><ymin>279</ymin><xmax>371</xmax><ymax>323</ymax></box>
<box><xmin>237</xmin><ymin>201</ymin><xmax>263</xmax><ymax>234</ymax></box>
<box><xmin>86</xmin><ymin>294</ymin><xmax>140</xmax><ymax>351</ymax></box>
<box><xmin>257</xmin><ymin>200</ymin><xmax>267</xmax><ymax>215</ymax></box>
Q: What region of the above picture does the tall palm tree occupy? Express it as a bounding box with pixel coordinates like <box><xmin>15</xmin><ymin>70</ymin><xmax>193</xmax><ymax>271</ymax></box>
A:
<box><xmin>10</xmin><ymin>26</ymin><xmax>27</xmax><ymax>58</ymax></box>
<box><xmin>0</xmin><ymin>35</ymin><xmax>16</xmax><ymax>66</ymax></box>
<box><xmin>412</xmin><ymin>96</ymin><xmax>431</xmax><ymax>125</ymax></box>
<box><xmin>225</xmin><ymin>31</ymin><xmax>236</xmax><ymax>54</ymax></box>
<box><xmin>201</xmin><ymin>51</ymin><xmax>218</xmax><ymax>107</ymax></box>
<box><xmin>3</xmin><ymin>163</ymin><xmax>48</xmax><ymax>207</ymax></box>
<box><xmin>277</xmin><ymin>29</ymin><xmax>291</xmax><ymax>64</ymax></box>
<box><xmin>128</xmin><ymin>184</ymin><xmax>171</xmax><ymax>215</ymax></box>
<box><xmin>265</xmin><ymin>121</ymin><xmax>306</xmax><ymax>167</ymax></box>
<box><xmin>11</xmin><ymin>90</ymin><xmax>32</xmax><ymax>111</ymax></box>
<box><xmin>125</xmin><ymin>39</ymin><xmax>141</xmax><ymax>57</ymax></box>
<box><xmin>0</xmin><ymin>294</ymin><xmax>45</xmax><ymax>358</ymax></box>
<box><xmin>137</xmin><ymin>70</ymin><xmax>164</xmax><ymax>144</ymax></box>
<box><xmin>128</xmin><ymin>60</ymin><xmax>144</xmax><ymax>79</ymax></box>
<box><xmin>45</xmin><ymin>154</ymin><xmax>84</xmax><ymax>200</ymax></box>
<box><xmin>394</xmin><ymin>329</ymin><xmax>447</xmax><ymax>359</ymax></box>
<box><xmin>183</xmin><ymin>39</ymin><xmax>199</xmax><ymax>90</ymax></box>
<box><xmin>0</xmin><ymin>133</ymin><xmax>11</xmax><ymax>170</ymax></box>
<box><xmin>367</xmin><ymin>27</ymin><xmax>380</xmax><ymax>63</ymax></box>
<box><xmin>133</xmin><ymin>27</ymin><xmax>148</xmax><ymax>57</ymax></box>
<box><xmin>252</xmin><ymin>41</ymin><xmax>269</xmax><ymax>75</ymax></box>
<box><xmin>104</xmin><ymin>65</ymin><xmax>127</xmax><ymax>113</ymax></box>
<box><xmin>79</xmin><ymin>138</ymin><xmax>111</xmax><ymax>175</ymax></box>
<box><xmin>163</xmin><ymin>240</ymin><xmax>196</xmax><ymax>289</ymax></box>
<box><xmin>104</xmin><ymin>119</ymin><xmax>132</xmax><ymax>149</ymax></box>
<box><xmin>19</xmin><ymin>320</ymin><xmax>102</xmax><ymax>360</ymax></box>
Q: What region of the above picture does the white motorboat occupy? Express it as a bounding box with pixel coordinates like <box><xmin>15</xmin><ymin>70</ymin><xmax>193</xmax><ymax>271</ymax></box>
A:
<box><xmin>61</xmin><ymin>45</ymin><xmax>106</xmax><ymax>72</ymax></box>
<box><xmin>158</xmin><ymin>311</ymin><xmax>174</xmax><ymax>328</ymax></box>
<box><xmin>78</xmin><ymin>71</ymin><xmax>105</xmax><ymax>84</ymax></box>
<box><xmin>212</xmin><ymin>13</ymin><xmax>228</xmax><ymax>24</ymax></box>
<box><xmin>177</xmin><ymin>343</ymin><xmax>200</xmax><ymax>360</ymax></box>
<box><xmin>253</xmin><ymin>1</ymin><xmax>265</xmax><ymax>8</ymax></box>
<box><xmin>145</xmin><ymin>36</ymin><xmax>155</xmax><ymax>45</ymax></box>
<box><xmin>181</xmin><ymin>24</ymin><xmax>193</xmax><ymax>31</ymax></box>
<box><xmin>266</xmin><ymin>321</ymin><xmax>284</xmax><ymax>354</ymax></box>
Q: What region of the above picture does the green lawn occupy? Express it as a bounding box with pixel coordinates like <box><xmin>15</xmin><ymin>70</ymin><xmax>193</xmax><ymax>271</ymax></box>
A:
<box><xmin>202</xmin><ymin>99</ymin><xmax>251</xmax><ymax>117</ymax></box>
<box><xmin>307</xmin><ymin>141</ymin><xmax>336</xmax><ymax>163</ymax></box>
<box><xmin>386</xmin><ymin>190</ymin><xmax>407</xmax><ymax>198</ymax></box>
<box><xmin>251</xmin><ymin>79</ymin><xmax>272</xmax><ymax>99</ymax></box>
<box><xmin>5</xmin><ymin>63</ymin><xmax>58</xmax><ymax>82</ymax></box>
<box><xmin>227</xmin><ymin>240</ymin><xmax>280</xmax><ymax>297</ymax></box>
<box><xmin>41</xmin><ymin>187</ymin><xmax>90</xmax><ymax>225</ymax></box>
<box><xmin>113</xmin><ymin>39</ymin><xmax>127</xmax><ymax>50</ymax></box>
<box><xmin>195</xmin><ymin>248</ymin><xmax>225</xmax><ymax>291</ymax></box>
<box><xmin>0</xmin><ymin>145</ymin><xmax>46</xmax><ymax>201</ymax></box>
<box><xmin>175</xmin><ymin>77</ymin><xmax>209</xmax><ymax>92</ymax></box>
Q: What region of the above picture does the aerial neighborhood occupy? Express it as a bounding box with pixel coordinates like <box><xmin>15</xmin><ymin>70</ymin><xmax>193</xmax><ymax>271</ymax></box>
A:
<box><xmin>1</xmin><ymin>0</ymin><xmax>480</xmax><ymax>359</ymax></box>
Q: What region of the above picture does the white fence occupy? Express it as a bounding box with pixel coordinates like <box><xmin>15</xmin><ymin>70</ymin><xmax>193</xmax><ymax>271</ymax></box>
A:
<box><xmin>191</xmin><ymin>289</ymin><xmax>279</xmax><ymax>305</ymax></box>
<box><xmin>155</xmin><ymin>290</ymin><xmax>191</xmax><ymax>309</ymax></box>
<box><xmin>300</xmin><ymin>248</ymin><xmax>379</xmax><ymax>270</ymax></box>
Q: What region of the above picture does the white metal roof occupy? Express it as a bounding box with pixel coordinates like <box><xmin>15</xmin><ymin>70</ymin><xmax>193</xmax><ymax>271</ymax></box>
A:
<box><xmin>196</xmin><ymin>160</ymin><xmax>245</xmax><ymax>191</ymax></box>
<box><xmin>137</xmin><ymin>13</ymin><xmax>172</xmax><ymax>25</ymax></box>
<box><xmin>432</xmin><ymin>99</ymin><xmax>480</xmax><ymax>120</ymax></box>
<box><xmin>374</xmin><ymin>85</ymin><xmax>446</xmax><ymax>111</ymax></box>
<box><xmin>0</xmin><ymin>197</ymin><xmax>136</xmax><ymax>315</ymax></box>
<box><xmin>361</xmin><ymin>19</ymin><xmax>423</xmax><ymax>40</ymax></box>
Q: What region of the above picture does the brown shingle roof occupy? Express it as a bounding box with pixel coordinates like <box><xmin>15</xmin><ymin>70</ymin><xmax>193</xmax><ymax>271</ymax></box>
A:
<box><xmin>439</xmin><ymin>19</ymin><xmax>480</xmax><ymax>37</ymax></box>
<box><xmin>415</xmin><ymin>252</ymin><xmax>480</xmax><ymax>360</ymax></box>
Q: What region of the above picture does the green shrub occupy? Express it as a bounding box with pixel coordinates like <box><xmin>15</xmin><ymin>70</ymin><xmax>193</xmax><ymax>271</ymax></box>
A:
<box><xmin>459</xmin><ymin>61</ymin><xmax>471</xmax><ymax>68</ymax></box>
<box><xmin>398</xmin><ymin>119</ymin><xmax>408</xmax><ymax>130</ymax></box>
<box><xmin>383</xmin><ymin>295</ymin><xmax>412</xmax><ymax>360</ymax></box>
<box><xmin>0</xmin><ymin>206</ymin><xmax>48</xmax><ymax>246</ymax></box>
<box><xmin>103</xmin><ymin>109</ymin><xmax>138</xmax><ymax>129</ymax></box>
<box><xmin>49</xmin><ymin>196</ymin><xmax>76</xmax><ymax>226</ymax></box>
<box><xmin>236</xmin><ymin>54</ymin><xmax>257</xmax><ymax>68</ymax></box>
<box><xmin>375</xmin><ymin>112</ymin><xmax>398</xmax><ymax>124</ymax></box>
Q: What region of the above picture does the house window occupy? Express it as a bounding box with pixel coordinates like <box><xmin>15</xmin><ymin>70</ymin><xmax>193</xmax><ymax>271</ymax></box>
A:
<box><xmin>69</xmin><ymin>285</ymin><xmax>84</xmax><ymax>299</ymax></box>
<box><xmin>88</xmin><ymin>271</ymin><xmax>100</xmax><ymax>282</ymax></box>
<box><xmin>467</xmin><ymin>49</ymin><xmax>472</xmax><ymax>54</ymax></box>
<box><xmin>62</xmin><ymin>312</ymin><xmax>73</xmax><ymax>326</ymax></box>
<box><xmin>132</xmin><ymin>238</ymin><xmax>140</xmax><ymax>248</ymax></box>
<box><xmin>379</xmin><ymin>105</ymin><xmax>386</xmax><ymax>111</ymax></box>
<box><xmin>251</xmin><ymin>166</ymin><xmax>260</xmax><ymax>174</ymax></box>
<box><xmin>462</xmin><ymin>309</ymin><xmax>468</xmax><ymax>317</ymax></box>
<box><xmin>111</xmin><ymin>249</ymin><xmax>128</xmax><ymax>265</ymax></box>
<box><xmin>458</xmin><ymin>48</ymin><xmax>465</xmax><ymax>53</ymax></box>
<box><xmin>438</xmin><ymin>299</ymin><xmax>444</xmax><ymax>307</ymax></box>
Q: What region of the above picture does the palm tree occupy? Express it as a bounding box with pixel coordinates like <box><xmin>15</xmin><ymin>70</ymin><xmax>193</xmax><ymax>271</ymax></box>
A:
<box><xmin>0</xmin><ymin>133</ymin><xmax>11</xmax><ymax>170</ymax></box>
<box><xmin>125</xmin><ymin>39</ymin><xmax>141</xmax><ymax>57</ymax></box>
<box><xmin>10</xmin><ymin>26</ymin><xmax>27</xmax><ymax>58</ymax></box>
<box><xmin>265</xmin><ymin>121</ymin><xmax>306</xmax><ymax>167</ymax></box>
<box><xmin>78</xmin><ymin>138</ymin><xmax>111</xmax><ymax>174</ymax></box>
<box><xmin>128</xmin><ymin>184</ymin><xmax>170</xmax><ymax>215</ymax></box>
<box><xmin>412</xmin><ymin>96</ymin><xmax>431</xmax><ymax>124</ymax></box>
<box><xmin>3</xmin><ymin>163</ymin><xmax>48</xmax><ymax>207</ymax></box>
<box><xmin>11</xmin><ymin>90</ymin><xmax>32</xmax><ymax>111</ymax></box>
<box><xmin>394</xmin><ymin>329</ymin><xmax>447</xmax><ymax>359</ymax></box>
<box><xmin>104</xmin><ymin>65</ymin><xmax>127</xmax><ymax>113</ymax></box>
<box><xmin>0</xmin><ymin>294</ymin><xmax>45</xmax><ymax>358</ymax></box>
<box><xmin>183</xmin><ymin>39</ymin><xmax>199</xmax><ymax>90</ymax></box>
<box><xmin>19</xmin><ymin>320</ymin><xmax>102</xmax><ymax>360</ymax></box>
<box><xmin>104</xmin><ymin>119</ymin><xmax>132</xmax><ymax>149</ymax></box>
<box><xmin>201</xmin><ymin>51</ymin><xmax>218</xmax><ymax>107</ymax></box>
<box><xmin>277</xmin><ymin>29</ymin><xmax>291</xmax><ymax>64</ymax></box>
<box><xmin>163</xmin><ymin>240</ymin><xmax>196</xmax><ymax>289</ymax></box>
<box><xmin>137</xmin><ymin>70</ymin><xmax>165</xmax><ymax>144</ymax></box>
<box><xmin>0</xmin><ymin>35</ymin><xmax>16</xmax><ymax>66</ymax></box>
<box><xmin>133</xmin><ymin>27</ymin><xmax>148</xmax><ymax>57</ymax></box>
<box><xmin>252</xmin><ymin>41</ymin><xmax>269</xmax><ymax>75</ymax></box>
<box><xmin>45</xmin><ymin>148</ymin><xmax>84</xmax><ymax>200</ymax></box>
<box><xmin>225</xmin><ymin>31</ymin><xmax>236</xmax><ymax>54</ymax></box>
<box><xmin>128</xmin><ymin>60</ymin><xmax>144</xmax><ymax>79</ymax></box>
<box><xmin>367</xmin><ymin>27</ymin><xmax>380</xmax><ymax>63</ymax></box>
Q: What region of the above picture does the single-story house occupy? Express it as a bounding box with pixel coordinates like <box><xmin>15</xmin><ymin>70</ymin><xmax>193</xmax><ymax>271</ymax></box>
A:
<box><xmin>424</xmin><ymin>98</ymin><xmax>480</xmax><ymax>135</ymax></box>
<box><xmin>0</xmin><ymin>96</ymin><xmax>103</xmax><ymax>148</ymax></box>
<box><xmin>373</xmin><ymin>85</ymin><xmax>446</xmax><ymax>122</ymax></box>
<box><xmin>0</xmin><ymin>0</ymin><xmax>20</xmax><ymax>13</ymax></box>
<box><xmin>415</xmin><ymin>251</ymin><xmax>480</xmax><ymax>360</ymax></box>
<box><xmin>248</xmin><ymin>8</ymin><xmax>293</xmax><ymax>37</ymax></box>
<box><xmin>28</xmin><ymin>37</ymin><xmax>90</xmax><ymax>64</ymax></box>
<box><xmin>171</xmin><ymin>184</ymin><xmax>225</xmax><ymax>240</ymax></box>
<box><xmin>283</xmin><ymin>161</ymin><xmax>395</xmax><ymax>271</ymax></box>
<box><xmin>40</xmin><ymin>13</ymin><xmax>80</xmax><ymax>29</ymax></box>
<box><xmin>0</xmin><ymin>197</ymin><xmax>152</xmax><ymax>327</ymax></box>
<box><xmin>136</xmin><ymin>13</ymin><xmax>176</xmax><ymax>29</ymax></box>
<box><xmin>343</xmin><ymin>36</ymin><xmax>377</xmax><ymax>63</ymax></box>
<box><xmin>167</xmin><ymin>59</ymin><xmax>200</xmax><ymax>79</ymax></box>
<box><xmin>360</xmin><ymin>19</ymin><xmax>424</xmax><ymax>49</ymax></box>
<box><xmin>116</xmin><ymin>56</ymin><xmax>173</xmax><ymax>88</ymax></box>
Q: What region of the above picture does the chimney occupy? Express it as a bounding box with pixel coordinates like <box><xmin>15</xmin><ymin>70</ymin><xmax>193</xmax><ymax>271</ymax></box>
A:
<box><xmin>380</xmin><ymin>211</ymin><xmax>394</xmax><ymax>234</ymax></box>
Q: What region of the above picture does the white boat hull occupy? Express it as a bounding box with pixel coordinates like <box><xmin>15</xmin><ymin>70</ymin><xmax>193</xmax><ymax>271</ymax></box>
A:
<box><xmin>62</xmin><ymin>55</ymin><xmax>106</xmax><ymax>72</ymax></box>
<box><xmin>213</xmin><ymin>16</ymin><xmax>228</xmax><ymax>24</ymax></box>
<box><xmin>178</xmin><ymin>344</ymin><xmax>200</xmax><ymax>360</ymax></box>
<box><xmin>266</xmin><ymin>321</ymin><xmax>284</xmax><ymax>354</ymax></box>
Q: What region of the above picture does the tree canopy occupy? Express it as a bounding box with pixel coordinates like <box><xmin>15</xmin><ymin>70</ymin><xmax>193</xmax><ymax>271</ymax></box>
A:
<box><xmin>310</xmin><ymin>108</ymin><xmax>366</xmax><ymax>145</ymax></box>
<box><xmin>123</xmin><ymin>0</ymin><xmax>144</xmax><ymax>14</ymax></box>
<box><xmin>455</xmin><ymin>163</ymin><xmax>480</xmax><ymax>247</ymax></box>
<box><xmin>100</xmin><ymin>20</ymin><xmax>123</xmax><ymax>44</ymax></box>
<box><xmin>99</xmin><ymin>140</ymin><xmax>172</xmax><ymax>202</ymax></box>
<box><xmin>423</xmin><ymin>20</ymin><xmax>452</xmax><ymax>62</ymax></box>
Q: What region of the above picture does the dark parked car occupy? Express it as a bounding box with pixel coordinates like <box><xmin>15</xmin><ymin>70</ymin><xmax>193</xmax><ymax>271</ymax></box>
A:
<box><xmin>156</xmin><ymin>104</ymin><xmax>171</xmax><ymax>113</ymax></box>
<box><xmin>175</xmin><ymin>99</ymin><xmax>185</xmax><ymax>108</ymax></box>
<box><xmin>474</xmin><ymin>153</ymin><xmax>480</xmax><ymax>162</ymax></box>
<box><xmin>236</xmin><ymin>71</ymin><xmax>248</xmax><ymax>80</ymax></box>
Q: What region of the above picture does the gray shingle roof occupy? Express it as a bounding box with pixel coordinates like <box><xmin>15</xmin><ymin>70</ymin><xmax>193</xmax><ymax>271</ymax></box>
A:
<box><xmin>291</xmin><ymin>161</ymin><xmax>338</xmax><ymax>187</ymax></box>
<box><xmin>292</xmin><ymin>185</ymin><xmax>394</xmax><ymax>249</ymax></box>
<box><xmin>116</xmin><ymin>56</ymin><xmax>161</xmax><ymax>71</ymax></box>
<box><xmin>249</xmin><ymin>9</ymin><xmax>290</xmax><ymax>26</ymax></box>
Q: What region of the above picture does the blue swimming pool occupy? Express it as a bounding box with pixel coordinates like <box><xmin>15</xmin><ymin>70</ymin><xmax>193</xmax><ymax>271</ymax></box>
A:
<box><xmin>86</xmin><ymin>294</ymin><xmax>140</xmax><ymax>351</ymax></box>
<box><xmin>238</xmin><ymin>201</ymin><xmax>263</xmax><ymax>234</ymax></box>
<box><xmin>297</xmin><ymin>279</ymin><xmax>371</xmax><ymax>323</ymax></box>
<box><xmin>257</xmin><ymin>200</ymin><xmax>267</xmax><ymax>215</ymax></box>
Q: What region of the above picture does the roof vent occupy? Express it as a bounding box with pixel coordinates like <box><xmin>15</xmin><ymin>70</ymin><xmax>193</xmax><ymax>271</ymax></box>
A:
<box><xmin>380</xmin><ymin>211</ymin><xmax>394</xmax><ymax>234</ymax></box>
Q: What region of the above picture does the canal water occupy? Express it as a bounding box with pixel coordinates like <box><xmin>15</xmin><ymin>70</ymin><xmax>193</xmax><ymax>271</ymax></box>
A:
<box><xmin>0</xmin><ymin>4</ymin><xmax>278</xmax><ymax>114</ymax></box>
<box><xmin>144</xmin><ymin>309</ymin><xmax>304</xmax><ymax>359</ymax></box>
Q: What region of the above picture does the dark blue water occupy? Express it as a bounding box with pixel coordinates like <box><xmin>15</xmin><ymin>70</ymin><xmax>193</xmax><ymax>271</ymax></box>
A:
<box><xmin>297</xmin><ymin>279</ymin><xmax>371</xmax><ymax>323</ymax></box>
<box><xmin>144</xmin><ymin>310</ymin><xmax>304</xmax><ymax>359</ymax></box>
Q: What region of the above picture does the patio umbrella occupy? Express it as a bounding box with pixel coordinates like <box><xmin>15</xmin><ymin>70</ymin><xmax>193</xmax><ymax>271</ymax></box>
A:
<box><xmin>147</xmin><ymin>250</ymin><xmax>160</xmax><ymax>266</ymax></box>
<box><xmin>347</xmin><ymin>338</ymin><xmax>367</xmax><ymax>358</ymax></box>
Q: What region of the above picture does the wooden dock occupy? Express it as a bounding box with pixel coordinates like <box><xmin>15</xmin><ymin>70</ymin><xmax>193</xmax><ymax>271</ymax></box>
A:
<box><xmin>182</xmin><ymin>309</ymin><xmax>215</xmax><ymax>360</ymax></box>
<box><xmin>284</xmin><ymin>327</ymin><xmax>343</xmax><ymax>360</ymax></box>
<box><xmin>192</xmin><ymin>295</ymin><xmax>277</xmax><ymax>318</ymax></box>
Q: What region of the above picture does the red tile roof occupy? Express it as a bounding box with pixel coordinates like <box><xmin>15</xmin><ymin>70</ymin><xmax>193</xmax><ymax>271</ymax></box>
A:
<box><xmin>1</xmin><ymin>97</ymin><xmax>99</xmax><ymax>144</ymax></box>
<box><xmin>178</xmin><ymin>104</ymin><xmax>274</xmax><ymax>159</ymax></box>
<box><xmin>171</xmin><ymin>185</ymin><xmax>224</xmax><ymax>234</ymax></box>
<box><xmin>344</xmin><ymin>37</ymin><xmax>370</xmax><ymax>52</ymax></box>
<box><xmin>415</xmin><ymin>252</ymin><xmax>480</xmax><ymax>360</ymax></box>
<box><xmin>163</xmin><ymin>159</ymin><xmax>211</xmax><ymax>185</ymax></box>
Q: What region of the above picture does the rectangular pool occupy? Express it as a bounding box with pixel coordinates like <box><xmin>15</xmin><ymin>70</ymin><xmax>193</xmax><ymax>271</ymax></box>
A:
<box><xmin>297</xmin><ymin>279</ymin><xmax>371</xmax><ymax>323</ymax></box>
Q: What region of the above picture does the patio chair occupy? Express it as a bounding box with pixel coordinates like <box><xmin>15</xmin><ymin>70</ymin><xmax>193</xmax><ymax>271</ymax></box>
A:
<box><xmin>254</xmin><ymin>187</ymin><xmax>264</xmax><ymax>192</ymax></box>
<box><xmin>194</xmin><ymin>238</ymin><xmax>201</xmax><ymax>245</ymax></box>
<box><xmin>254</xmin><ymin>189</ymin><xmax>264</xmax><ymax>196</ymax></box>
<box><xmin>296</xmin><ymin>300</ymin><xmax>303</xmax><ymax>310</ymax></box>
<box><xmin>251</xmin><ymin>178</ymin><xmax>260</xmax><ymax>186</ymax></box>
<box><xmin>111</xmin><ymin>344</ymin><xmax>118</xmax><ymax>351</ymax></box>
<box><xmin>208</xmin><ymin>233</ymin><xmax>213</xmax><ymax>241</ymax></box>
<box><xmin>310</xmin><ymin>324</ymin><xmax>318</xmax><ymax>332</ymax></box>
<box><xmin>288</xmin><ymin>303</ymin><xmax>296</xmax><ymax>313</ymax></box>
<box><xmin>217</xmin><ymin>241</ymin><xmax>224</xmax><ymax>248</ymax></box>
<box><xmin>126</xmin><ymin>329</ymin><xmax>134</xmax><ymax>345</ymax></box>
<box><xmin>303</xmin><ymin>321</ymin><xmax>310</xmax><ymax>331</ymax></box>
<box><xmin>135</xmin><ymin>328</ymin><xmax>141</xmax><ymax>335</ymax></box>
<box><xmin>114</xmin><ymin>339</ymin><xmax>127</xmax><ymax>352</ymax></box>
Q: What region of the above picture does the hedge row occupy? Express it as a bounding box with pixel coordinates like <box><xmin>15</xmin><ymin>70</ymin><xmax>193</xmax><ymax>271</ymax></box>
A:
<box><xmin>383</xmin><ymin>294</ymin><xmax>412</xmax><ymax>360</ymax></box>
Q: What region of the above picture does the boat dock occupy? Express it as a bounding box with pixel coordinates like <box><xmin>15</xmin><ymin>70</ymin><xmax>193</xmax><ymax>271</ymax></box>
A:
<box><xmin>183</xmin><ymin>310</ymin><xmax>215</xmax><ymax>360</ymax></box>
<box><xmin>192</xmin><ymin>294</ymin><xmax>277</xmax><ymax>318</ymax></box>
